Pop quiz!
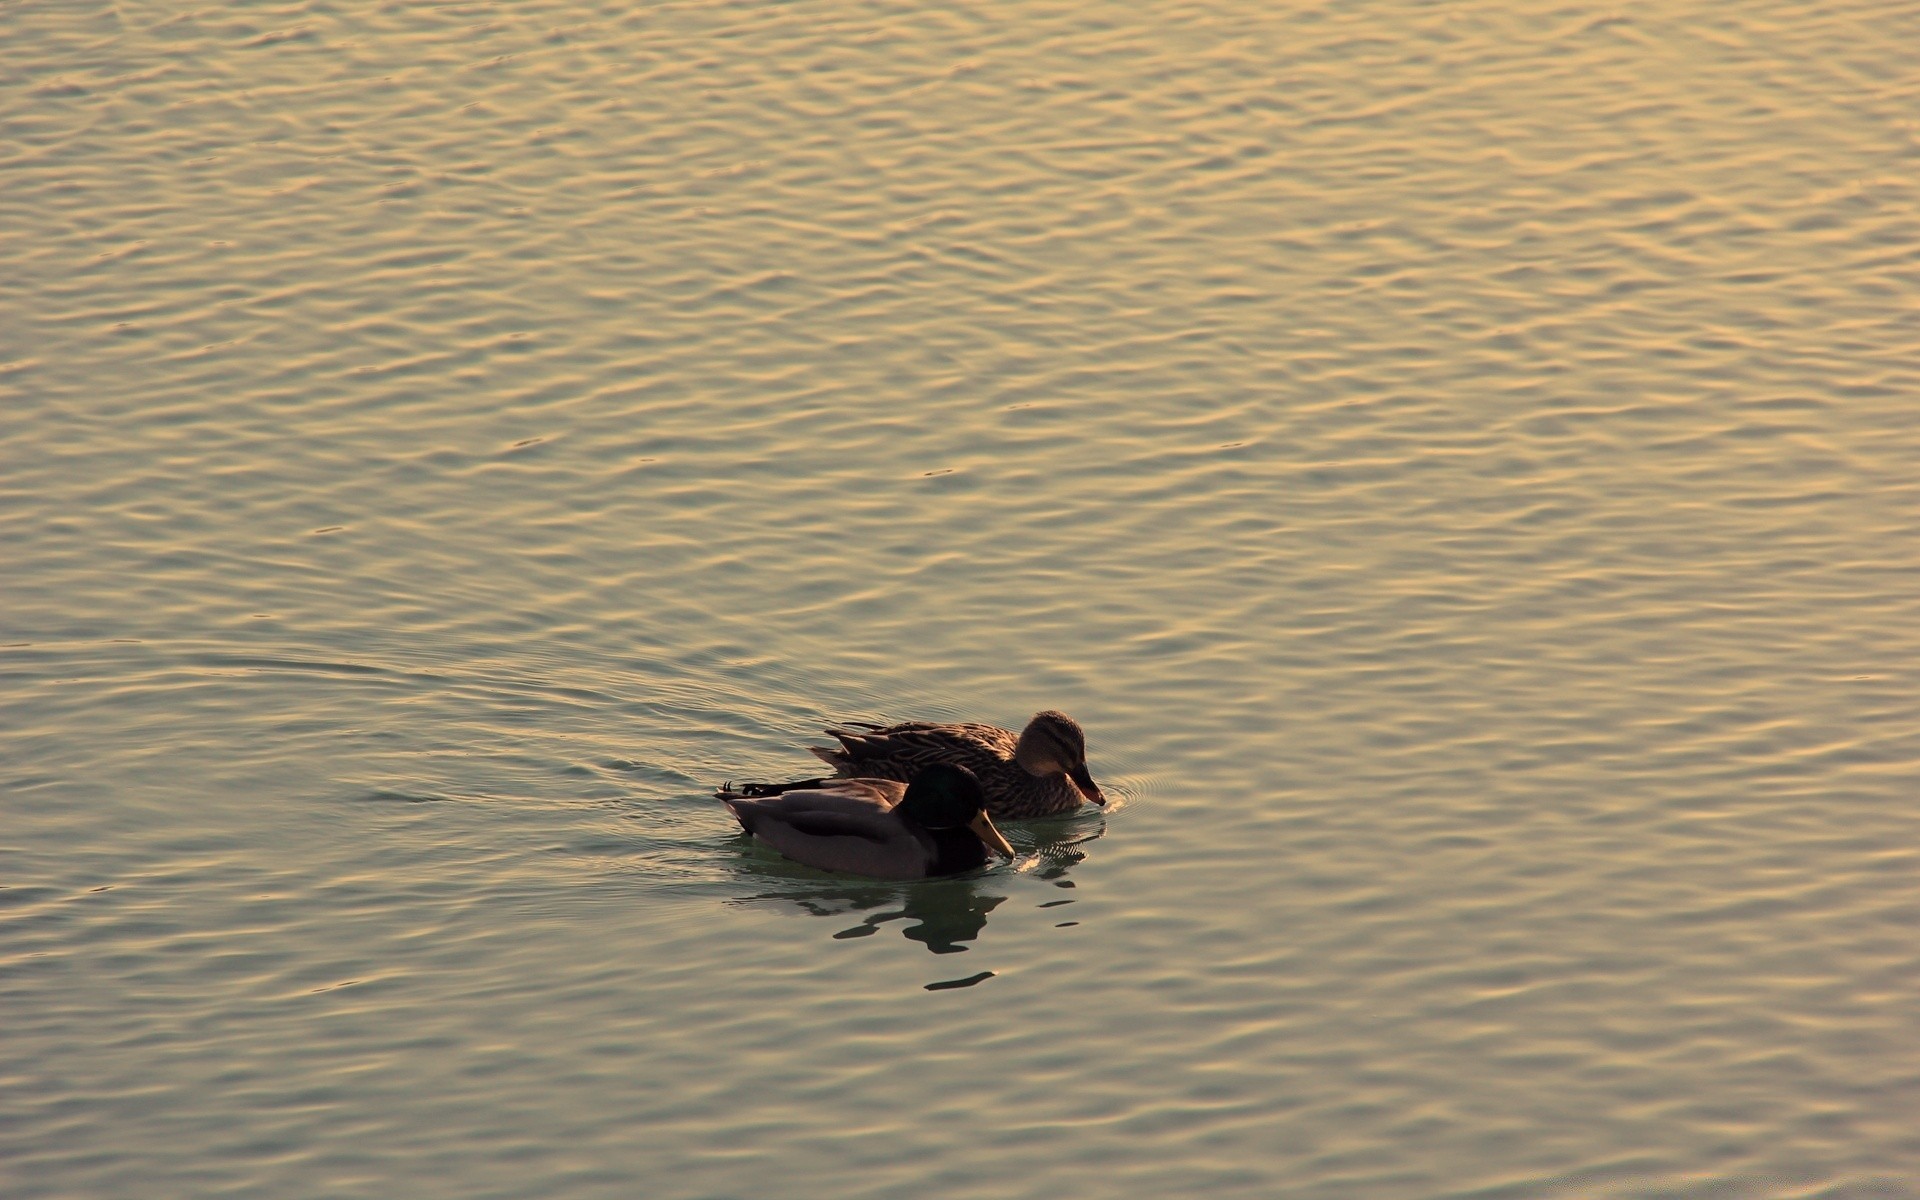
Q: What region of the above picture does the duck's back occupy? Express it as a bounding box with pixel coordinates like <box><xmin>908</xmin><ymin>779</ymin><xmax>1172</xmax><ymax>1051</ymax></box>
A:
<box><xmin>723</xmin><ymin>779</ymin><xmax>939</xmax><ymax>879</ymax></box>
<box><xmin>812</xmin><ymin>720</ymin><xmax>1017</xmax><ymax>782</ymax></box>
<box><xmin>809</xmin><ymin>719</ymin><xmax>1083</xmax><ymax>818</ymax></box>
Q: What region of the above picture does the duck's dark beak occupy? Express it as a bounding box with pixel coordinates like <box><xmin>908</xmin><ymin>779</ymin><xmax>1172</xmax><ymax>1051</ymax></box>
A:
<box><xmin>970</xmin><ymin>811</ymin><xmax>1016</xmax><ymax>859</ymax></box>
<box><xmin>1069</xmin><ymin>764</ymin><xmax>1106</xmax><ymax>806</ymax></box>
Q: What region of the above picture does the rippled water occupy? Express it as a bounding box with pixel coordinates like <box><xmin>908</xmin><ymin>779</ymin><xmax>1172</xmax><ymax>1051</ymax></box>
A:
<box><xmin>6</xmin><ymin>1</ymin><xmax>1919</xmax><ymax>1196</ymax></box>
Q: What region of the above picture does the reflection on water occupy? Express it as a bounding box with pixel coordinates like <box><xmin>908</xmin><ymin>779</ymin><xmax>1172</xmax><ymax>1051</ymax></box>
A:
<box><xmin>924</xmin><ymin>971</ymin><xmax>997</xmax><ymax>992</ymax></box>
<box><xmin>839</xmin><ymin>885</ymin><xmax>1006</xmax><ymax>954</ymax></box>
<box><xmin>724</xmin><ymin>820</ymin><xmax>1104</xmax><ymax>959</ymax></box>
<box><xmin>9</xmin><ymin>0</ymin><xmax>1919</xmax><ymax>1194</ymax></box>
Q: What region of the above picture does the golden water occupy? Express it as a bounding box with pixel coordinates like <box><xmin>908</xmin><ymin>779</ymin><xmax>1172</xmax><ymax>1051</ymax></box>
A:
<box><xmin>5</xmin><ymin>1</ymin><xmax>1918</xmax><ymax>1196</ymax></box>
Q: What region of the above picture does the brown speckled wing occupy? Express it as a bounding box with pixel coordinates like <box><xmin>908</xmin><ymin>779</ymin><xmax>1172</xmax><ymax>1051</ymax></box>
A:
<box><xmin>810</xmin><ymin>718</ymin><xmax>1084</xmax><ymax>819</ymax></box>
<box><xmin>824</xmin><ymin>721</ymin><xmax>1016</xmax><ymax>774</ymax></box>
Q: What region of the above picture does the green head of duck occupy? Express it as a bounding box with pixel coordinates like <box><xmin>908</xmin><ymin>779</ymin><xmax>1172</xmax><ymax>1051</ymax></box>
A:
<box><xmin>898</xmin><ymin>764</ymin><xmax>1015</xmax><ymax>859</ymax></box>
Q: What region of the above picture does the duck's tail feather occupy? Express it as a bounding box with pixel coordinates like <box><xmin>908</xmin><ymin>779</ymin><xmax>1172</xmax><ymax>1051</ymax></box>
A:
<box><xmin>717</xmin><ymin>794</ymin><xmax>753</xmax><ymax>833</ymax></box>
<box><xmin>719</xmin><ymin>776</ymin><xmax>831</xmax><ymax>800</ymax></box>
<box><xmin>809</xmin><ymin>743</ymin><xmax>850</xmax><ymax>768</ymax></box>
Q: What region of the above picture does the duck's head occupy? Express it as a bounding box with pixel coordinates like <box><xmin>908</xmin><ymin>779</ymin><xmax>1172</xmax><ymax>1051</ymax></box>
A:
<box><xmin>899</xmin><ymin>763</ymin><xmax>1014</xmax><ymax>859</ymax></box>
<box><xmin>1012</xmin><ymin>710</ymin><xmax>1106</xmax><ymax>806</ymax></box>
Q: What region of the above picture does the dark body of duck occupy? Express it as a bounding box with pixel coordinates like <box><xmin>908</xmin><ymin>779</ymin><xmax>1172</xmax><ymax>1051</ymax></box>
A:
<box><xmin>719</xmin><ymin>763</ymin><xmax>1013</xmax><ymax>881</ymax></box>
<box><xmin>801</xmin><ymin>710</ymin><xmax>1105</xmax><ymax>820</ymax></box>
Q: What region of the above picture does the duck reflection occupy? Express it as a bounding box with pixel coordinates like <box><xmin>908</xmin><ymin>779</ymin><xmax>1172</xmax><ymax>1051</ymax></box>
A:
<box><xmin>831</xmin><ymin>880</ymin><xmax>1006</xmax><ymax>954</ymax></box>
<box><xmin>725</xmin><ymin>818</ymin><xmax>1103</xmax><ymax>954</ymax></box>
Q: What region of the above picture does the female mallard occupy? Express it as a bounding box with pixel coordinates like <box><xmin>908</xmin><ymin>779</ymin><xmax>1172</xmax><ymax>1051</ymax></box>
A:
<box><xmin>718</xmin><ymin>763</ymin><xmax>1015</xmax><ymax>880</ymax></box>
<box><xmin>801</xmin><ymin>710</ymin><xmax>1105</xmax><ymax>820</ymax></box>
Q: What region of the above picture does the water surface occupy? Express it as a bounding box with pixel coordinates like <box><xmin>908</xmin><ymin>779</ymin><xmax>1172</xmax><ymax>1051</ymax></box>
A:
<box><xmin>5</xmin><ymin>1</ymin><xmax>1919</xmax><ymax>1196</ymax></box>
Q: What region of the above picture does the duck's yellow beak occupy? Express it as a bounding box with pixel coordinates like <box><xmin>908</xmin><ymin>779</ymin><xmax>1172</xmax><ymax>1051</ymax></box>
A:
<box><xmin>1069</xmin><ymin>764</ymin><xmax>1106</xmax><ymax>806</ymax></box>
<box><xmin>970</xmin><ymin>811</ymin><xmax>1015</xmax><ymax>859</ymax></box>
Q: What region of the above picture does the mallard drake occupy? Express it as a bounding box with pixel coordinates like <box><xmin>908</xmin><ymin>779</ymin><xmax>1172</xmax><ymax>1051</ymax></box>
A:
<box><xmin>718</xmin><ymin>763</ymin><xmax>1015</xmax><ymax>880</ymax></box>
<box><xmin>800</xmin><ymin>710</ymin><xmax>1105</xmax><ymax>820</ymax></box>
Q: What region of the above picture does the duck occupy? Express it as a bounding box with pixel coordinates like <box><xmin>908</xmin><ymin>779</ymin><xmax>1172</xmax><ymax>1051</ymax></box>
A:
<box><xmin>795</xmin><ymin>709</ymin><xmax>1106</xmax><ymax>820</ymax></box>
<box><xmin>717</xmin><ymin>762</ymin><xmax>1015</xmax><ymax>880</ymax></box>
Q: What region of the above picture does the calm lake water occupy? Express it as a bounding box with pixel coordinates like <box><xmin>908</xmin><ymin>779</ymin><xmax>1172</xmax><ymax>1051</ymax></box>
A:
<box><xmin>5</xmin><ymin>1</ymin><xmax>1919</xmax><ymax>1196</ymax></box>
